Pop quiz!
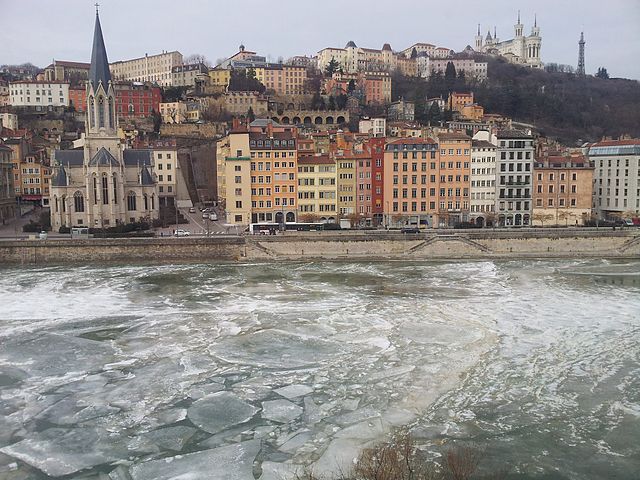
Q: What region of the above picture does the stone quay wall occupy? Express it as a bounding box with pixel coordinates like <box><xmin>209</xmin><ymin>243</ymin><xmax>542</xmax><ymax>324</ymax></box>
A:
<box><xmin>0</xmin><ymin>230</ymin><xmax>639</xmax><ymax>265</ymax></box>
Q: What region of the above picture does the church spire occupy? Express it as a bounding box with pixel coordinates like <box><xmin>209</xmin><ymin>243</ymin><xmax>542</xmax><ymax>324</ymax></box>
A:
<box><xmin>89</xmin><ymin>7</ymin><xmax>111</xmax><ymax>89</ymax></box>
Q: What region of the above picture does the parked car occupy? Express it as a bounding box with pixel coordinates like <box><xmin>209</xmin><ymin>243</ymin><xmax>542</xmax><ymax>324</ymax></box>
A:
<box><xmin>209</xmin><ymin>213</ymin><xmax>218</xmax><ymax>221</ymax></box>
<box><xmin>173</xmin><ymin>229</ymin><xmax>190</xmax><ymax>237</ymax></box>
<box><xmin>400</xmin><ymin>227</ymin><xmax>420</xmax><ymax>234</ymax></box>
<box><xmin>202</xmin><ymin>212</ymin><xmax>210</xmax><ymax>219</ymax></box>
<box><xmin>189</xmin><ymin>207</ymin><xmax>196</xmax><ymax>213</ymax></box>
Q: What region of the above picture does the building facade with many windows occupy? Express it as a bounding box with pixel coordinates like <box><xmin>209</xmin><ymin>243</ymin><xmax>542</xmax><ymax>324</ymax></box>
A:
<box><xmin>496</xmin><ymin>130</ymin><xmax>534</xmax><ymax>226</ymax></box>
<box><xmin>110</xmin><ymin>51</ymin><xmax>183</xmax><ymax>86</ymax></box>
<box><xmin>588</xmin><ymin>139</ymin><xmax>640</xmax><ymax>219</ymax></box>
<box><xmin>9</xmin><ymin>81</ymin><xmax>69</xmax><ymax>108</ymax></box>
<box><xmin>297</xmin><ymin>155</ymin><xmax>337</xmax><ymax>221</ymax></box>
<box><xmin>470</xmin><ymin>139</ymin><xmax>497</xmax><ymax>226</ymax></box>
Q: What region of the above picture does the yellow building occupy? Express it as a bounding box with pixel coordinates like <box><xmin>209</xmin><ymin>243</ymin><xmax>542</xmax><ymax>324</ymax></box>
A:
<box><xmin>254</xmin><ymin>65</ymin><xmax>307</xmax><ymax>96</ymax></box>
<box><xmin>208</xmin><ymin>69</ymin><xmax>231</xmax><ymax>90</ymax></box>
<box><xmin>297</xmin><ymin>155</ymin><xmax>337</xmax><ymax>221</ymax></box>
<box><xmin>217</xmin><ymin>129</ymin><xmax>253</xmax><ymax>225</ymax></box>
<box><xmin>336</xmin><ymin>154</ymin><xmax>357</xmax><ymax>216</ymax></box>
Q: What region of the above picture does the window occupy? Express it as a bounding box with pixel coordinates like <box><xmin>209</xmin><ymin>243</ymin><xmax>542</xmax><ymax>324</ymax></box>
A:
<box><xmin>102</xmin><ymin>175</ymin><xmax>109</xmax><ymax>204</ymax></box>
<box><xmin>73</xmin><ymin>192</ymin><xmax>84</xmax><ymax>212</ymax></box>
<box><xmin>127</xmin><ymin>192</ymin><xmax>137</xmax><ymax>211</ymax></box>
<box><xmin>236</xmin><ymin>201</ymin><xmax>243</xmax><ymax>208</ymax></box>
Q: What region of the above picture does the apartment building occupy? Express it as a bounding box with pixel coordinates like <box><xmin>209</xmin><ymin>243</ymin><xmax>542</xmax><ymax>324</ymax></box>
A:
<box><xmin>297</xmin><ymin>155</ymin><xmax>337</xmax><ymax>221</ymax></box>
<box><xmin>437</xmin><ymin>132</ymin><xmax>472</xmax><ymax>226</ymax></box>
<box><xmin>496</xmin><ymin>130</ymin><xmax>535</xmax><ymax>227</ymax></box>
<box><xmin>359</xmin><ymin>117</ymin><xmax>386</xmax><ymax>137</ymax></box>
<box><xmin>254</xmin><ymin>65</ymin><xmax>307</xmax><ymax>95</ymax></box>
<box><xmin>110</xmin><ymin>51</ymin><xmax>183</xmax><ymax>86</ymax></box>
<box><xmin>532</xmin><ymin>155</ymin><xmax>593</xmax><ymax>226</ymax></box>
<box><xmin>588</xmin><ymin>139</ymin><xmax>640</xmax><ymax>219</ymax></box>
<box><xmin>470</xmin><ymin>139</ymin><xmax>497</xmax><ymax>226</ymax></box>
<box><xmin>9</xmin><ymin>81</ymin><xmax>69</xmax><ymax>109</ymax></box>
<box><xmin>383</xmin><ymin>138</ymin><xmax>439</xmax><ymax>228</ymax></box>
<box><xmin>369</xmin><ymin>137</ymin><xmax>386</xmax><ymax>226</ymax></box>
<box><xmin>69</xmin><ymin>82</ymin><xmax>161</xmax><ymax>118</ymax></box>
<box><xmin>171</xmin><ymin>63</ymin><xmax>208</xmax><ymax>87</ymax></box>
<box><xmin>336</xmin><ymin>154</ymin><xmax>357</xmax><ymax>217</ymax></box>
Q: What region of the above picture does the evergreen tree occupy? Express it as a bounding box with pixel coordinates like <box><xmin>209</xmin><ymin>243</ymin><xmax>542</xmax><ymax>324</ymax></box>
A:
<box><xmin>328</xmin><ymin>95</ymin><xmax>336</xmax><ymax>111</ymax></box>
<box><xmin>445</xmin><ymin>62</ymin><xmax>457</xmax><ymax>93</ymax></box>
<box><xmin>596</xmin><ymin>67</ymin><xmax>610</xmax><ymax>79</ymax></box>
<box><xmin>410</xmin><ymin>47</ymin><xmax>418</xmax><ymax>59</ymax></box>
<box><xmin>336</xmin><ymin>94</ymin><xmax>348</xmax><ymax>110</ymax></box>
<box><xmin>347</xmin><ymin>79</ymin><xmax>356</xmax><ymax>93</ymax></box>
<box><xmin>325</xmin><ymin>58</ymin><xmax>340</xmax><ymax>76</ymax></box>
<box><xmin>247</xmin><ymin>106</ymin><xmax>255</xmax><ymax>122</ymax></box>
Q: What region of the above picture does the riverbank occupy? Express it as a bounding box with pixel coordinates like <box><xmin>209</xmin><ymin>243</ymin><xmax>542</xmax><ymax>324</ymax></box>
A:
<box><xmin>0</xmin><ymin>229</ymin><xmax>639</xmax><ymax>265</ymax></box>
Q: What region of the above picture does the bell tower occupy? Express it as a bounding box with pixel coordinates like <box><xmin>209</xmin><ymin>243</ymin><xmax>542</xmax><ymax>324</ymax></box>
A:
<box><xmin>86</xmin><ymin>4</ymin><xmax>117</xmax><ymax>138</ymax></box>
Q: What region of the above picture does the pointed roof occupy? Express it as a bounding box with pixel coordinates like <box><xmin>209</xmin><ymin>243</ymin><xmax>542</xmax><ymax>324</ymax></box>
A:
<box><xmin>140</xmin><ymin>165</ymin><xmax>154</xmax><ymax>185</ymax></box>
<box><xmin>89</xmin><ymin>11</ymin><xmax>112</xmax><ymax>88</ymax></box>
<box><xmin>52</xmin><ymin>165</ymin><xmax>68</xmax><ymax>187</ymax></box>
<box><xmin>486</xmin><ymin>30</ymin><xmax>493</xmax><ymax>41</ymax></box>
<box><xmin>89</xmin><ymin>147</ymin><xmax>119</xmax><ymax>167</ymax></box>
<box><xmin>345</xmin><ymin>40</ymin><xmax>357</xmax><ymax>48</ymax></box>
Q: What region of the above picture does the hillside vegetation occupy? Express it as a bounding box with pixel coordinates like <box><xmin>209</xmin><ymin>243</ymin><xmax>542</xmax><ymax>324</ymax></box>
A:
<box><xmin>392</xmin><ymin>56</ymin><xmax>640</xmax><ymax>145</ymax></box>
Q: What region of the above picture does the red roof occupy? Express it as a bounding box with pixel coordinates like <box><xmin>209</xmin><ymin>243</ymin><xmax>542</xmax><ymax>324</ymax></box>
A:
<box><xmin>387</xmin><ymin>137</ymin><xmax>437</xmax><ymax>145</ymax></box>
<box><xmin>298</xmin><ymin>155</ymin><xmax>334</xmax><ymax>165</ymax></box>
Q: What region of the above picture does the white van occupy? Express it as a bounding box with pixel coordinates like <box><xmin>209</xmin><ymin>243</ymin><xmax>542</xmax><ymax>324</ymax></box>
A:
<box><xmin>209</xmin><ymin>213</ymin><xmax>218</xmax><ymax>221</ymax></box>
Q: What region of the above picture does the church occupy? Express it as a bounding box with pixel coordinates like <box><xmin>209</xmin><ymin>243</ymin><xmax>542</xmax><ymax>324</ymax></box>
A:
<box><xmin>50</xmin><ymin>9</ymin><xmax>159</xmax><ymax>231</ymax></box>
<box><xmin>474</xmin><ymin>12</ymin><xmax>542</xmax><ymax>69</ymax></box>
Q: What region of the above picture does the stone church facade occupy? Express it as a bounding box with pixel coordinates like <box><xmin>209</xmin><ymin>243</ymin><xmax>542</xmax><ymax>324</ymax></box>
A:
<box><xmin>50</xmin><ymin>10</ymin><xmax>158</xmax><ymax>231</ymax></box>
<box><xmin>475</xmin><ymin>12</ymin><xmax>542</xmax><ymax>69</ymax></box>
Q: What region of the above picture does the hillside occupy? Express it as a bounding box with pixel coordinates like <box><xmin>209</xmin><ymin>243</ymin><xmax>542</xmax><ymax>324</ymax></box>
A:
<box><xmin>392</xmin><ymin>57</ymin><xmax>640</xmax><ymax>145</ymax></box>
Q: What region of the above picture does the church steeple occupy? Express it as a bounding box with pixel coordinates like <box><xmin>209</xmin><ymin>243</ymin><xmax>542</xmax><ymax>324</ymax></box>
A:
<box><xmin>89</xmin><ymin>7</ymin><xmax>111</xmax><ymax>89</ymax></box>
<box><xmin>86</xmin><ymin>5</ymin><xmax>117</xmax><ymax>137</ymax></box>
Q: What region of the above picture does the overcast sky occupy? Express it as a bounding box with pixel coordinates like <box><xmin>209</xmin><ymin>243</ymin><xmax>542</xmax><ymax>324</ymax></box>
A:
<box><xmin>2</xmin><ymin>0</ymin><xmax>639</xmax><ymax>79</ymax></box>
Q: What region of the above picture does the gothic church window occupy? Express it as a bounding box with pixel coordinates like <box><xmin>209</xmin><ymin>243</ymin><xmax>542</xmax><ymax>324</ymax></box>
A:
<box><xmin>102</xmin><ymin>175</ymin><xmax>109</xmax><ymax>204</ymax></box>
<box><xmin>74</xmin><ymin>191</ymin><xmax>85</xmax><ymax>212</ymax></box>
<box><xmin>89</xmin><ymin>96</ymin><xmax>95</xmax><ymax>128</ymax></box>
<box><xmin>127</xmin><ymin>192</ymin><xmax>137</xmax><ymax>211</ymax></box>
<box><xmin>108</xmin><ymin>97</ymin><xmax>114</xmax><ymax>128</ymax></box>
<box><xmin>98</xmin><ymin>96</ymin><xmax>105</xmax><ymax>128</ymax></box>
<box><xmin>112</xmin><ymin>175</ymin><xmax>118</xmax><ymax>204</ymax></box>
<box><xmin>93</xmin><ymin>176</ymin><xmax>98</xmax><ymax>204</ymax></box>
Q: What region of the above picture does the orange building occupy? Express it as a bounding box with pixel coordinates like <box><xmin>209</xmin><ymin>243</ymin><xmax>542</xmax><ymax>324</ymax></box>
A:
<box><xmin>533</xmin><ymin>155</ymin><xmax>593</xmax><ymax>226</ymax></box>
<box><xmin>254</xmin><ymin>65</ymin><xmax>307</xmax><ymax>96</ymax></box>
<box><xmin>248</xmin><ymin>120</ymin><xmax>299</xmax><ymax>223</ymax></box>
<box><xmin>324</xmin><ymin>72</ymin><xmax>391</xmax><ymax>105</ymax></box>
<box><xmin>448</xmin><ymin>92</ymin><xmax>474</xmax><ymax>113</ymax></box>
<box><xmin>436</xmin><ymin>132</ymin><xmax>472</xmax><ymax>226</ymax></box>
<box><xmin>383</xmin><ymin>138</ymin><xmax>439</xmax><ymax>228</ymax></box>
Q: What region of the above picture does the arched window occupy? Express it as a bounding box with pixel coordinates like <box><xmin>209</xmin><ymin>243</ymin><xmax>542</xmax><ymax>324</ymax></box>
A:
<box><xmin>89</xmin><ymin>96</ymin><xmax>95</xmax><ymax>128</ymax></box>
<box><xmin>112</xmin><ymin>174</ymin><xmax>118</xmax><ymax>204</ymax></box>
<box><xmin>143</xmin><ymin>194</ymin><xmax>148</xmax><ymax>210</ymax></box>
<box><xmin>61</xmin><ymin>195</ymin><xmax>66</xmax><ymax>212</ymax></box>
<box><xmin>98</xmin><ymin>96</ymin><xmax>105</xmax><ymax>128</ymax></box>
<box><xmin>151</xmin><ymin>194</ymin><xmax>155</xmax><ymax>210</ymax></box>
<box><xmin>101</xmin><ymin>174</ymin><xmax>109</xmax><ymax>204</ymax></box>
<box><xmin>73</xmin><ymin>191</ymin><xmax>85</xmax><ymax>212</ymax></box>
<box><xmin>54</xmin><ymin>196</ymin><xmax>58</xmax><ymax>213</ymax></box>
<box><xmin>108</xmin><ymin>97</ymin><xmax>114</xmax><ymax>129</ymax></box>
<box><xmin>92</xmin><ymin>175</ymin><xmax>98</xmax><ymax>204</ymax></box>
<box><xmin>127</xmin><ymin>191</ymin><xmax>137</xmax><ymax>211</ymax></box>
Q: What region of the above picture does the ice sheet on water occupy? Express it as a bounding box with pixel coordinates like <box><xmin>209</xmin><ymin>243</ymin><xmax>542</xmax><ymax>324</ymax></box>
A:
<box><xmin>262</xmin><ymin>399</ymin><xmax>304</xmax><ymax>424</ymax></box>
<box><xmin>0</xmin><ymin>427</ymin><xmax>125</xmax><ymax>477</ymax></box>
<box><xmin>1</xmin><ymin>333</ymin><xmax>115</xmax><ymax>377</ymax></box>
<box><xmin>129</xmin><ymin>439</ymin><xmax>260</xmax><ymax>480</ymax></box>
<box><xmin>36</xmin><ymin>396</ymin><xmax>120</xmax><ymax>425</ymax></box>
<box><xmin>187</xmin><ymin>391</ymin><xmax>259</xmax><ymax>434</ymax></box>
<box><xmin>211</xmin><ymin>329</ymin><xmax>341</xmax><ymax>369</ymax></box>
<box><xmin>274</xmin><ymin>384</ymin><xmax>314</xmax><ymax>400</ymax></box>
<box><xmin>139</xmin><ymin>425</ymin><xmax>197</xmax><ymax>452</ymax></box>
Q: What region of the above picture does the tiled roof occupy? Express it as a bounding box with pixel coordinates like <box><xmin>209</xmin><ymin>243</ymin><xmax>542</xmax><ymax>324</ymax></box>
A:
<box><xmin>89</xmin><ymin>147</ymin><xmax>119</xmax><ymax>167</ymax></box>
<box><xmin>472</xmin><ymin>140</ymin><xmax>496</xmax><ymax>149</ymax></box>
<box><xmin>298</xmin><ymin>155</ymin><xmax>334</xmax><ymax>165</ymax></box>
<box><xmin>591</xmin><ymin>139</ymin><xmax>640</xmax><ymax>147</ymax></box>
<box><xmin>51</xmin><ymin>165</ymin><xmax>68</xmax><ymax>186</ymax></box>
<box><xmin>497</xmin><ymin>129</ymin><xmax>533</xmax><ymax>139</ymax></box>
<box><xmin>123</xmin><ymin>149</ymin><xmax>152</xmax><ymax>166</ymax></box>
<box><xmin>140</xmin><ymin>165</ymin><xmax>154</xmax><ymax>185</ymax></box>
<box><xmin>54</xmin><ymin>150</ymin><xmax>84</xmax><ymax>166</ymax></box>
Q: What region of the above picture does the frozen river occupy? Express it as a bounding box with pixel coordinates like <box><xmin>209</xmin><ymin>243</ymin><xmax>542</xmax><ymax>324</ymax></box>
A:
<box><xmin>0</xmin><ymin>260</ymin><xmax>639</xmax><ymax>479</ymax></box>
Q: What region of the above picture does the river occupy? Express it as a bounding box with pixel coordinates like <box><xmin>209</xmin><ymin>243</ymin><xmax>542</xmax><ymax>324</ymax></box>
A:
<box><xmin>0</xmin><ymin>259</ymin><xmax>638</xmax><ymax>479</ymax></box>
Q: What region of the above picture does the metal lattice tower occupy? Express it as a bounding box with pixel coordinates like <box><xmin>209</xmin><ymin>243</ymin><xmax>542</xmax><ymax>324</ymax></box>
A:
<box><xmin>577</xmin><ymin>31</ymin><xmax>585</xmax><ymax>75</ymax></box>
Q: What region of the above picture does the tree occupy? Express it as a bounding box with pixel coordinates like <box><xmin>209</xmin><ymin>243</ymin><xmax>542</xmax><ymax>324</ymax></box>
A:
<box><xmin>184</xmin><ymin>54</ymin><xmax>211</xmax><ymax>67</ymax></box>
<box><xmin>426</xmin><ymin>102</ymin><xmax>442</xmax><ymax>124</ymax></box>
<box><xmin>596</xmin><ymin>67</ymin><xmax>610</xmax><ymax>79</ymax></box>
<box><xmin>325</xmin><ymin>57</ymin><xmax>340</xmax><ymax>76</ymax></box>
<box><xmin>445</xmin><ymin>61</ymin><xmax>457</xmax><ymax>92</ymax></box>
<box><xmin>328</xmin><ymin>95</ymin><xmax>336</xmax><ymax>111</ymax></box>
<box><xmin>533</xmin><ymin>212</ymin><xmax>554</xmax><ymax>227</ymax></box>
<box><xmin>151</xmin><ymin>109</ymin><xmax>162</xmax><ymax>133</ymax></box>
<box><xmin>410</xmin><ymin>47</ymin><xmax>418</xmax><ymax>59</ymax></box>
<box><xmin>228</xmin><ymin>69</ymin><xmax>265</xmax><ymax>93</ymax></box>
<box><xmin>247</xmin><ymin>106</ymin><xmax>255</xmax><ymax>122</ymax></box>
<box><xmin>347</xmin><ymin>79</ymin><xmax>356</xmax><ymax>93</ymax></box>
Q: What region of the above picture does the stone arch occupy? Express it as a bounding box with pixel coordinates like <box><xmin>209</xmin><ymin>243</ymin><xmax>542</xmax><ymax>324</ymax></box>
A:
<box><xmin>303</xmin><ymin>116</ymin><xmax>312</xmax><ymax>125</ymax></box>
<box><xmin>127</xmin><ymin>191</ymin><xmax>137</xmax><ymax>211</ymax></box>
<box><xmin>275</xmin><ymin>211</ymin><xmax>284</xmax><ymax>223</ymax></box>
<box><xmin>314</xmin><ymin>116</ymin><xmax>323</xmax><ymax>125</ymax></box>
<box><xmin>73</xmin><ymin>190</ymin><xmax>85</xmax><ymax>213</ymax></box>
<box><xmin>514</xmin><ymin>213</ymin><xmax>522</xmax><ymax>226</ymax></box>
<box><xmin>325</xmin><ymin>116</ymin><xmax>334</xmax><ymax>124</ymax></box>
<box><xmin>271</xmin><ymin>117</ymin><xmax>279</xmax><ymax>123</ymax></box>
<box><xmin>475</xmin><ymin>216</ymin><xmax>484</xmax><ymax>227</ymax></box>
<box><xmin>337</xmin><ymin>115</ymin><xmax>346</xmax><ymax>124</ymax></box>
<box><xmin>281</xmin><ymin>116</ymin><xmax>290</xmax><ymax>124</ymax></box>
<box><xmin>293</xmin><ymin>116</ymin><xmax>301</xmax><ymax>124</ymax></box>
<box><xmin>286</xmin><ymin>212</ymin><xmax>296</xmax><ymax>222</ymax></box>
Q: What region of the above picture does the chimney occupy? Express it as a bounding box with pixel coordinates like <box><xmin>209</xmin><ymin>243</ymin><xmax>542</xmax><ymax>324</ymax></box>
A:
<box><xmin>267</xmin><ymin>120</ymin><xmax>273</xmax><ymax>139</ymax></box>
<box><xmin>232</xmin><ymin>117</ymin><xmax>240</xmax><ymax>130</ymax></box>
